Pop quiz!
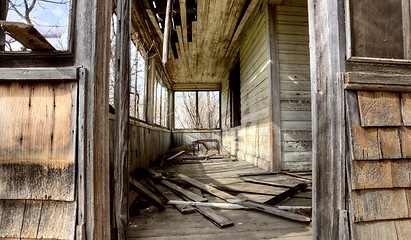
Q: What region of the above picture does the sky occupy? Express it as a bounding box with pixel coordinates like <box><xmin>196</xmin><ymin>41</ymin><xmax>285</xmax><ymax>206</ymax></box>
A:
<box><xmin>5</xmin><ymin>0</ymin><xmax>70</xmax><ymax>51</ymax></box>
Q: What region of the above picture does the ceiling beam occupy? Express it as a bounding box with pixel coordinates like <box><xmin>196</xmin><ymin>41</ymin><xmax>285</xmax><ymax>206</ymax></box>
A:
<box><xmin>172</xmin><ymin>83</ymin><xmax>222</xmax><ymax>91</ymax></box>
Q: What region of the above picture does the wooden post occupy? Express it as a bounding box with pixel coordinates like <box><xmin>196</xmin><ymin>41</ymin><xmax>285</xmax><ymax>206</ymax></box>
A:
<box><xmin>162</xmin><ymin>0</ymin><xmax>174</xmax><ymax>65</ymax></box>
<box><xmin>266</xmin><ymin>4</ymin><xmax>281</xmax><ymax>172</ymax></box>
<box><xmin>0</xmin><ymin>0</ymin><xmax>8</xmax><ymax>51</ymax></box>
<box><xmin>73</xmin><ymin>0</ymin><xmax>113</xmax><ymax>238</ymax></box>
<box><xmin>114</xmin><ymin>0</ymin><xmax>131</xmax><ymax>238</ymax></box>
<box><xmin>308</xmin><ymin>0</ymin><xmax>346</xmax><ymax>239</ymax></box>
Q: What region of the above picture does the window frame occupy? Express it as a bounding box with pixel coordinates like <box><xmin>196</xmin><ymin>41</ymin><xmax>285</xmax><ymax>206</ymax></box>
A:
<box><xmin>345</xmin><ymin>0</ymin><xmax>411</xmax><ymax>63</ymax></box>
<box><xmin>173</xmin><ymin>90</ymin><xmax>221</xmax><ymax>130</ymax></box>
<box><xmin>0</xmin><ymin>0</ymin><xmax>76</xmax><ymax>66</ymax></box>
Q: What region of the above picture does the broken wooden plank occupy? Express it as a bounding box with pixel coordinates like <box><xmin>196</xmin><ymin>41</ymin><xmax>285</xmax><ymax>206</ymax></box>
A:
<box><xmin>129</xmin><ymin>177</ymin><xmax>165</xmax><ymax>210</ymax></box>
<box><xmin>161</xmin><ymin>179</ymin><xmax>207</xmax><ymax>202</ymax></box>
<box><xmin>177</xmin><ymin>174</ymin><xmax>242</xmax><ymax>203</ymax></box>
<box><xmin>0</xmin><ymin>21</ymin><xmax>55</xmax><ymax>50</ymax></box>
<box><xmin>237</xmin><ymin>201</ymin><xmax>311</xmax><ymax>222</ymax></box>
<box><xmin>167</xmin><ymin>150</ymin><xmax>186</xmax><ymax>161</ymax></box>
<box><xmin>238</xmin><ymin>172</ymin><xmax>279</xmax><ymax>177</ymax></box>
<box><xmin>146</xmin><ymin>179</ymin><xmax>195</xmax><ymax>214</ymax></box>
<box><xmin>357</xmin><ymin>91</ymin><xmax>401</xmax><ymax>127</ymax></box>
<box><xmin>195</xmin><ymin>206</ymin><xmax>234</xmax><ymax>228</ymax></box>
<box><xmin>167</xmin><ymin>201</ymin><xmax>247</xmax><ymax>210</ymax></box>
<box><xmin>241</xmin><ymin>177</ymin><xmax>295</xmax><ymax>188</ymax></box>
<box><xmin>264</xmin><ymin>183</ymin><xmax>308</xmax><ymax>205</ymax></box>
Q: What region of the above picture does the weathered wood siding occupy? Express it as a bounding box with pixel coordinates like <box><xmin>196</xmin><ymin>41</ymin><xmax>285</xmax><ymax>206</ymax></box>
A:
<box><xmin>222</xmin><ymin>6</ymin><xmax>271</xmax><ymax>170</ymax></box>
<box><xmin>0</xmin><ymin>69</ymin><xmax>78</xmax><ymax>239</ymax></box>
<box><xmin>345</xmin><ymin>64</ymin><xmax>411</xmax><ymax>239</ymax></box>
<box><xmin>172</xmin><ymin>130</ymin><xmax>221</xmax><ymax>150</ymax></box>
<box><xmin>109</xmin><ymin>118</ymin><xmax>171</xmax><ymax>172</ymax></box>
<box><xmin>277</xmin><ymin>0</ymin><xmax>311</xmax><ymax>171</ymax></box>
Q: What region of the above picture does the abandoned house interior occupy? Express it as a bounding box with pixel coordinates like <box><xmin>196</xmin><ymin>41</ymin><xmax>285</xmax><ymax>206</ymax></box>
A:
<box><xmin>0</xmin><ymin>0</ymin><xmax>410</xmax><ymax>239</ymax></box>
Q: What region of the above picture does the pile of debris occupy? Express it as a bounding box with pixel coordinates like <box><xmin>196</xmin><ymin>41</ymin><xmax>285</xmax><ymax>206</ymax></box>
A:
<box><xmin>128</xmin><ymin>147</ymin><xmax>312</xmax><ymax>229</ymax></box>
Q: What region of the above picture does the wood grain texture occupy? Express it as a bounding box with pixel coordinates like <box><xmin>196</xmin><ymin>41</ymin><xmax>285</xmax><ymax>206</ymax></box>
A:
<box><xmin>351</xmin><ymin>160</ymin><xmax>410</xmax><ymax>190</ymax></box>
<box><xmin>0</xmin><ymin>200</ymin><xmax>76</xmax><ymax>239</ymax></box>
<box><xmin>401</xmin><ymin>93</ymin><xmax>411</xmax><ymax>126</ymax></box>
<box><xmin>352</xmin><ymin>189</ymin><xmax>410</xmax><ymax>222</ymax></box>
<box><xmin>357</xmin><ymin>91</ymin><xmax>401</xmax><ymax>127</ymax></box>
<box><xmin>351</xmin><ymin>126</ymin><xmax>379</xmax><ymax>160</ymax></box>
<box><xmin>353</xmin><ymin>219</ymin><xmax>411</xmax><ymax>240</ymax></box>
<box><xmin>400</xmin><ymin>127</ymin><xmax>411</xmax><ymax>158</ymax></box>
<box><xmin>378</xmin><ymin>128</ymin><xmax>402</xmax><ymax>159</ymax></box>
<box><xmin>0</xmin><ymin>81</ymin><xmax>77</xmax><ymax>201</ymax></box>
<box><xmin>0</xmin><ymin>67</ymin><xmax>78</xmax><ymax>81</ymax></box>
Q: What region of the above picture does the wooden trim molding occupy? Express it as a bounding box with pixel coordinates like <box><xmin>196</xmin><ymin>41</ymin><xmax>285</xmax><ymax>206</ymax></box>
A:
<box><xmin>0</xmin><ymin>67</ymin><xmax>79</xmax><ymax>80</ymax></box>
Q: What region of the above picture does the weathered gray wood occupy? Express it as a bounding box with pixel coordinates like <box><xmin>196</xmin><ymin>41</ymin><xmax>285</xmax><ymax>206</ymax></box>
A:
<box><xmin>378</xmin><ymin>128</ymin><xmax>402</xmax><ymax>159</ymax></box>
<box><xmin>73</xmin><ymin>0</ymin><xmax>113</xmax><ymax>237</ymax></box>
<box><xmin>308</xmin><ymin>0</ymin><xmax>347</xmax><ymax>238</ymax></box>
<box><xmin>0</xmin><ymin>81</ymin><xmax>78</xmax><ymax>201</ymax></box>
<box><xmin>161</xmin><ymin>179</ymin><xmax>207</xmax><ymax>202</ymax></box>
<box><xmin>167</xmin><ymin>151</ymin><xmax>186</xmax><ymax>161</ymax></box>
<box><xmin>167</xmin><ymin>201</ymin><xmax>247</xmax><ymax>210</ymax></box>
<box><xmin>267</xmin><ymin>4</ymin><xmax>282</xmax><ymax>172</ymax></box>
<box><xmin>264</xmin><ymin>183</ymin><xmax>308</xmax><ymax>205</ymax></box>
<box><xmin>129</xmin><ymin>177</ymin><xmax>165</xmax><ymax>210</ymax></box>
<box><xmin>0</xmin><ymin>21</ymin><xmax>55</xmax><ymax>50</ymax></box>
<box><xmin>0</xmin><ymin>67</ymin><xmax>78</xmax><ymax>80</ymax></box>
<box><xmin>114</xmin><ymin>0</ymin><xmax>131</xmax><ymax>238</ymax></box>
<box><xmin>344</xmin><ymin>72</ymin><xmax>411</xmax><ymax>92</ymax></box>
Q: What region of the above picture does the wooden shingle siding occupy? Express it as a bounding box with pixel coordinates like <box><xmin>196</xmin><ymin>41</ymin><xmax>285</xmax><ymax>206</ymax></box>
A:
<box><xmin>357</xmin><ymin>91</ymin><xmax>402</xmax><ymax>127</ymax></box>
<box><xmin>346</xmin><ymin>87</ymin><xmax>411</xmax><ymax>239</ymax></box>
<box><xmin>277</xmin><ymin>0</ymin><xmax>311</xmax><ymax>171</ymax></box>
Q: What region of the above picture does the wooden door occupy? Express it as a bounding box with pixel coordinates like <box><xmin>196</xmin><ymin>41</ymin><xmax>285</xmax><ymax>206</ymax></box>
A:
<box><xmin>0</xmin><ymin>67</ymin><xmax>79</xmax><ymax>239</ymax></box>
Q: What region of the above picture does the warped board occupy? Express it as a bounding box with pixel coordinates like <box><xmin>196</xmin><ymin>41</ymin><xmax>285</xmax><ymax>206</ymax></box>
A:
<box><xmin>0</xmin><ymin>81</ymin><xmax>77</xmax><ymax>201</ymax></box>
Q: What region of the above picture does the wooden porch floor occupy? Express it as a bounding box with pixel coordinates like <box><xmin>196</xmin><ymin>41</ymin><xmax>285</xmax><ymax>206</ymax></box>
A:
<box><xmin>127</xmin><ymin>154</ymin><xmax>312</xmax><ymax>240</ymax></box>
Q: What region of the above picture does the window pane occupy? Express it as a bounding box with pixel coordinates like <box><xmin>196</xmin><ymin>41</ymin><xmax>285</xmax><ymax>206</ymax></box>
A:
<box><xmin>350</xmin><ymin>0</ymin><xmax>406</xmax><ymax>59</ymax></box>
<box><xmin>174</xmin><ymin>91</ymin><xmax>197</xmax><ymax>129</ymax></box>
<box><xmin>154</xmin><ymin>74</ymin><xmax>162</xmax><ymax>125</ymax></box>
<box><xmin>109</xmin><ymin>13</ymin><xmax>117</xmax><ymax>107</ymax></box>
<box><xmin>136</xmin><ymin>46</ymin><xmax>147</xmax><ymax>121</ymax></box>
<box><xmin>3</xmin><ymin>0</ymin><xmax>71</xmax><ymax>51</ymax></box>
<box><xmin>198</xmin><ymin>91</ymin><xmax>220</xmax><ymax>129</ymax></box>
<box><xmin>130</xmin><ymin>39</ymin><xmax>137</xmax><ymax>117</ymax></box>
<box><xmin>161</xmin><ymin>86</ymin><xmax>168</xmax><ymax>127</ymax></box>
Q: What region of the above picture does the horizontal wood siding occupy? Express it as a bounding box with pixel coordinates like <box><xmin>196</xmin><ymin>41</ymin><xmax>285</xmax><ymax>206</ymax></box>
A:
<box><xmin>109</xmin><ymin>118</ymin><xmax>171</xmax><ymax>172</ymax></box>
<box><xmin>277</xmin><ymin>0</ymin><xmax>312</xmax><ymax>171</ymax></box>
<box><xmin>222</xmin><ymin>8</ymin><xmax>271</xmax><ymax>170</ymax></box>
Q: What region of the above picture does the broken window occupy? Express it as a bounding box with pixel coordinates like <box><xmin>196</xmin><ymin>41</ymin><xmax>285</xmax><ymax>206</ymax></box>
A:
<box><xmin>229</xmin><ymin>60</ymin><xmax>241</xmax><ymax>127</ymax></box>
<box><xmin>348</xmin><ymin>0</ymin><xmax>411</xmax><ymax>59</ymax></box>
<box><xmin>174</xmin><ymin>91</ymin><xmax>220</xmax><ymax>129</ymax></box>
<box><xmin>0</xmin><ymin>0</ymin><xmax>73</xmax><ymax>51</ymax></box>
